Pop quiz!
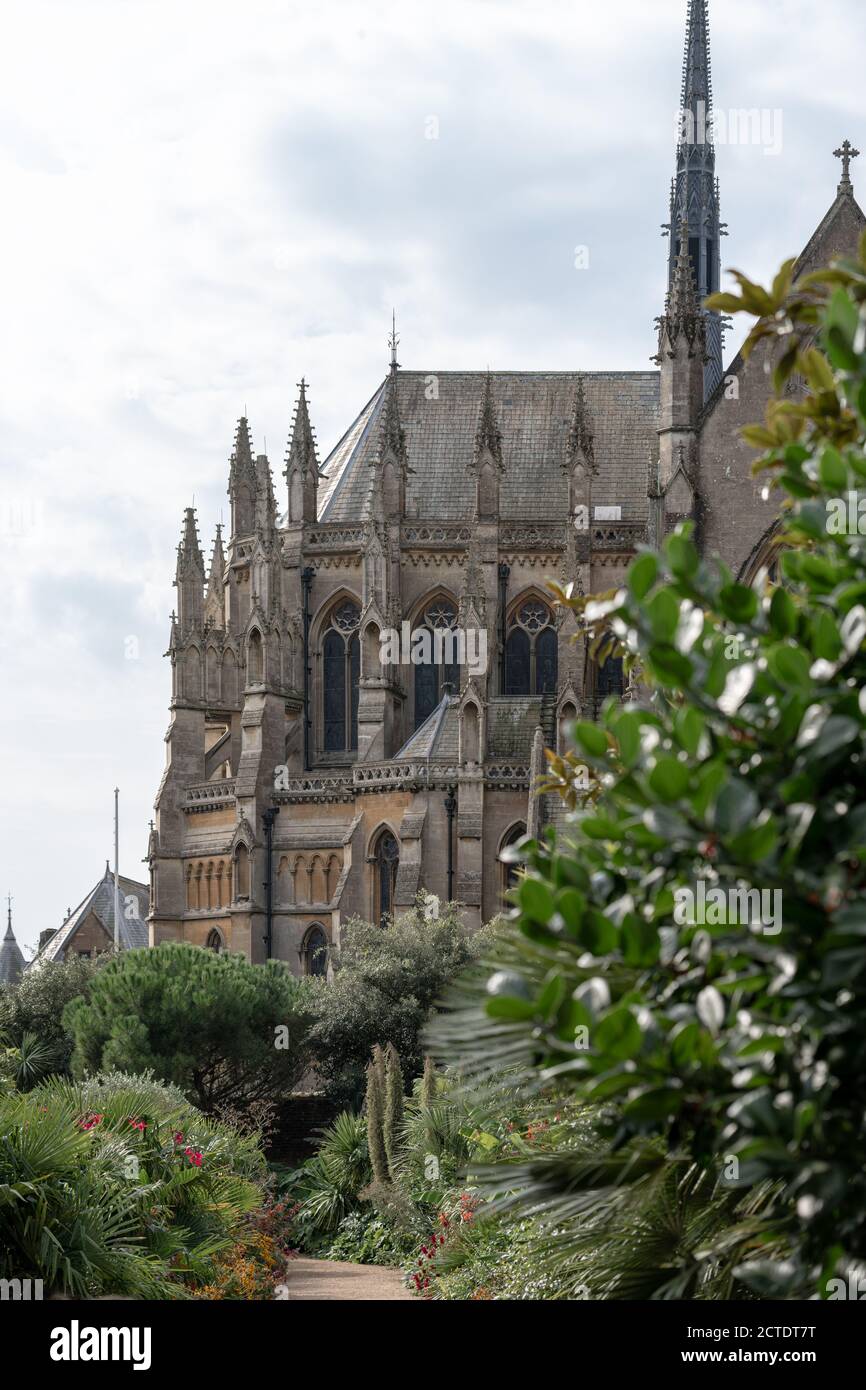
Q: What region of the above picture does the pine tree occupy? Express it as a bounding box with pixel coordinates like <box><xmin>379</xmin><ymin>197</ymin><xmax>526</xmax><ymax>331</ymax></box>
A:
<box><xmin>383</xmin><ymin>1042</ymin><xmax>405</xmax><ymax>1178</ymax></box>
<box><xmin>365</xmin><ymin>1045</ymin><xmax>389</xmax><ymax>1185</ymax></box>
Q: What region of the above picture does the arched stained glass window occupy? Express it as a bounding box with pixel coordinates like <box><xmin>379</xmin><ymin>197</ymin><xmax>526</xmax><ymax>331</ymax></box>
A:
<box><xmin>304</xmin><ymin>925</ymin><xmax>328</xmax><ymax>977</ymax></box>
<box><xmin>596</xmin><ymin>635</ymin><xmax>624</xmax><ymax>701</ymax></box>
<box><xmin>505</xmin><ymin>599</ymin><xmax>557</xmax><ymax>695</ymax></box>
<box><xmin>374</xmin><ymin>831</ymin><xmax>400</xmax><ymax>925</ymax></box>
<box><xmin>322</xmin><ymin>600</ymin><xmax>360</xmax><ymax>753</ymax></box>
<box><xmin>413</xmin><ymin>598</ymin><xmax>460</xmax><ymax>729</ymax></box>
<box><xmin>499</xmin><ymin>822</ymin><xmax>526</xmax><ymax>905</ymax></box>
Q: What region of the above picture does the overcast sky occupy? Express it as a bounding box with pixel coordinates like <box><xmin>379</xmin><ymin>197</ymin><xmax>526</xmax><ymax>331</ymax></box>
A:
<box><xmin>1</xmin><ymin>0</ymin><xmax>863</xmax><ymax>953</ymax></box>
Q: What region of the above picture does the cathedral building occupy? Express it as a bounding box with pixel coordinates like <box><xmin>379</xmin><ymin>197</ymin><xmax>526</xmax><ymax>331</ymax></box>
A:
<box><xmin>147</xmin><ymin>1</ymin><xmax>864</xmax><ymax>971</ymax></box>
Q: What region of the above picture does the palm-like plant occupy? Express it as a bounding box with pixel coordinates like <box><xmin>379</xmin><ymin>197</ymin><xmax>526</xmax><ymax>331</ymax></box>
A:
<box><xmin>0</xmin><ymin>1072</ymin><xmax>267</xmax><ymax>1297</ymax></box>
<box><xmin>299</xmin><ymin>1111</ymin><xmax>371</xmax><ymax>1233</ymax></box>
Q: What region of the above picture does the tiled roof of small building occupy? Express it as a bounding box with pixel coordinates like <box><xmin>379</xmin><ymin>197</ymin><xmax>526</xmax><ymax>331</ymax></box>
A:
<box><xmin>31</xmin><ymin>866</ymin><xmax>149</xmax><ymax>967</ymax></box>
<box><xmin>318</xmin><ymin>370</ymin><xmax>660</xmax><ymax>524</ymax></box>
<box><xmin>0</xmin><ymin>918</ymin><xmax>25</xmax><ymax>986</ymax></box>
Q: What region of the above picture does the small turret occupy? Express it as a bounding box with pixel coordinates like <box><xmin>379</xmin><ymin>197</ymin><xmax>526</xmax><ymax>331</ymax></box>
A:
<box><xmin>0</xmin><ymin>894</ymin><xmax>24</xmax><ymax>985</ymax></box>
<box><xmin>374</xmin><ymin>315</ymin><xmax>410</xmax><ymax>520</ymax></box>
<box><xmin>228</xmin><ymin>416</ymin><xmax>258</xmax><ymax>538</ymax></box>
<box><xmin>284</xmin><ymin>379</ymin><xmax>322</xmax><ymax>524</ymax></box>
<box><xmin>470</xmin><ymin>371</ymin><xmax>504</xmax><ymax>521</ymax></box>
<box><xmin>174</xmin><ymin>507</ymin><xmax>205</xmax><ymax>636</ymax></box>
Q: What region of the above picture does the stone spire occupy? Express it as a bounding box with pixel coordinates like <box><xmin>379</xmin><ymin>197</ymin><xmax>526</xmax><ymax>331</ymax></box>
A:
<box><xmin>473</xmin><ymin>371</ymin><xmax>503</xmax><ymax>468</ymax></box>
<box><xmin>379</xmin><ymin>355</ymin><xmax>407</xmax><ymax>465</ymax></box>
<box><xmin>207</xmin><ymin>523</ymin><xmax>225</xmax><ymax>590</ymax></box>
<box><xmin>205</xmin><ymin>524</ymin><xmax>225</xmax><ymax>625</ymax></box>
<box><xmin>175</xmin><ymin>506</ymin><xmax>205</xmax><ymax>635</ymax></box>
<box><xmin>228</xmin><ymin>416</ymin><xmax>258</xmax><ymax>537</ymax></box>
<box><xmin>286</xmin><ymin>380</ymin><xmax>319</xmax><ymax>475</ymax></box>
<box><xmin>564</xmin><ymin>375</ymin><xmax>596</xmax><ymax>473</ymax></box>
<box><xmin>0</xmin><ymin>894</ymin><xmax>24</xmax><ymax>985</ymax></box>
<box><xmin>665</xmin><ymin>0</ymin><xmax>722</xmax><ymax>399</ymax></box>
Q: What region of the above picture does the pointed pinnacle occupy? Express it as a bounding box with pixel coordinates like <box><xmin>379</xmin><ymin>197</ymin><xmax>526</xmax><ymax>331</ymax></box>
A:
<box><xmin>379</xmin><ymin>366</ymin><xmax>407</xmax><ymax>461</ymax></box>
<box><xmin>232</xmin><ymin>415</ymin><xmax>254</xmax><ymax>466</ymax></box>
<box><xmin>285</xmin><ymin>378</ymin><xmax>319</xmax><ymax>477</ymax></box>
<box><xmin>208</xmin><ymin>524</ymin><xmax>225</xmax><ymax>583</ymax></box>
<box><xmin>565</xmin><ymin>375</ymin><xmax>595</xmax><ymax>472</ymax></box>
<box><xmin>474</xmin><ymin>371</ymin><xmax>503</xmax><ymax>467</ymax></box>
<box><xmin>669</xmin><ymin>220</ymin><xmax>700</xmax><ymax>315</ymax></box>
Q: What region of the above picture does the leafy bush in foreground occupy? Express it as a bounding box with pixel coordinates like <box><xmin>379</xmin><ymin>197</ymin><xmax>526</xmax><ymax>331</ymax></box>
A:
<box><xmin>0</xmin><ymin>1071</ymin><xmax>267</xmax><ymax>1297</ymax></box>
<box><xmin>429</xmin><ymin>242</ymin><xmax>866</xmax><ymax>1299</ymax></box>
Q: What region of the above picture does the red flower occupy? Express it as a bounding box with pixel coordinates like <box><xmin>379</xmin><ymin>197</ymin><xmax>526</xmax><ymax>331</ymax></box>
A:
<box><xmin>173</xmin><ymin>1132</ymin><xmax>184</xmax><ymax>1144</ymax></box>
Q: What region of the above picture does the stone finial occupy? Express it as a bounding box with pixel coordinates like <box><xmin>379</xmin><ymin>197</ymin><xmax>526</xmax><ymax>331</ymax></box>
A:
<box><xmin>564</xmin><ymin>374</ymin><xmax>596</xmax><ymax>473</ymax></box>
<box><xmin>285</xmin><ymin>379</ymin><xmax>320</xmax><ymax>479</ymax></box>
<box><xmin>834</xmin><ymin>139</ymin><xmax>859</xmax><ymax>193</ymax></box>
<box><xmin>473</xmin><ymin>371</ymin><xmax>503</xmax><ymax>468</ymax></box>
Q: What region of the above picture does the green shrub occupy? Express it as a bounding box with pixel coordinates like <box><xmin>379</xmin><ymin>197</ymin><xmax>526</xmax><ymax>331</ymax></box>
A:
<box><xmin>297</xmin><ymin>1110</ymin><xmax>371</xmax><ymax>1236</ymax></box>
<box><xmin>429</xmin><ymin>242</ymin><xmax>866</xmax><ymax>1299</ymax></box>
<box><xmin>0</xmin><ymin>954</ymin><xmax>103</xmax><ymax>1075</ymax></box>
<box><xmin>0</xmin><ymin>1071</ymin><xmax>267</xmax><ymax>1297</ymax></box>
<box><xmin>64</xmin><ymin>943</ymin><xmax>312</xmax><ymax>1114</ymax></box>
<box><xmin>308</xmin><ymin>899</ymin><xmax>491</xmax><ymax>1105</ymax></box>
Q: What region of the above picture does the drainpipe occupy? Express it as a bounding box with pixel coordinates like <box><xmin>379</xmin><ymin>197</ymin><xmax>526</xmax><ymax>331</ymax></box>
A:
<box><xmin>301</xmin><ymin>565</ymin><xmax>315</xmax><ymax>771</ymax></box>
<box><xmin>262</xmin><ymin>806</ymin><xmax>280</xmax><ymax>960</ymax></box>
<box><xmin>497</xmin><ymin>562</ymin><xmax>510</xmax><ymax>694</ymax></box>
<box><xmin>444</xmin><ymin>784</ymin><xmax>457</xmax><ymax>902</ymax></box>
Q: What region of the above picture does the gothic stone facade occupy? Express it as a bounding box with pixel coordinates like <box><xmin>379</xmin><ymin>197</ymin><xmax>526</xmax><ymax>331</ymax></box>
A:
<box><xmin>147</xmin><ymin>2</ymin><xmax>864</xmax><ymax>973</ymax></box>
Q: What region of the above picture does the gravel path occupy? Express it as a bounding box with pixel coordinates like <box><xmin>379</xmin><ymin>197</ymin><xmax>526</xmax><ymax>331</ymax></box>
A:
<box><xmin>286</xmin><ymin>1257</ymin><xmax>415</xmax><ymax>1301</ymax></box>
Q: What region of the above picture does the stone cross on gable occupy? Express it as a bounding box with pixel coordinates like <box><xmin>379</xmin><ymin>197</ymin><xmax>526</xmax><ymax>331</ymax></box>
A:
<box><xmin>834</xmin><ymin>139</ymin><xmax>860</xmax><ymax>189</ymax></box>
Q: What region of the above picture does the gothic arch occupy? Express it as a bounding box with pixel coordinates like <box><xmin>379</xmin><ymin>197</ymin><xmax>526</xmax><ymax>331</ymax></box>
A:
<box><xmin>362</xmin><ymin>618</ymin><xmax>382</xmax><ymax>680</ymax></box>
<box><xmin>206</xmin><ymin>926</ymin><xmax>224</xmax><ymax>952</ymax></box>
<box><xmin>326</xmin><ymin>854</ymin><xmax>340</xmax><ymax>901</ymax></box>
<box><xmin>181</xmin><ymin>644</ymin><xmax>203</xmax><ymax>701</ymax></box>
<box><xmin>499</xmin><ymin>821</ymin><xmax>527</xmax><ymax>904</ymax></box>
<box><xmin>738</xmin><ymin>519</ymin><xmax>786</xmax><ymax>586</ymax></box>
<box><xmin>302</xmin><ymin>923</ymin><xmax>329</xmax><ymax>977</ymax></box>
<box><xmin>310</xmin><ymin>854</ymin><xmax>328</xmax><ymax>904</ymax></box>
<box><xmin>368</xmin><ymin>823</ymin><xmax>400</xmax><ymax>925</ymax></box>
<box><xmin>246</xmin><ymin>628</ymin><xmax>264</xmax><ymax>686</ymax></box>
<box><xmin>313</xmin><ymin>592</ymin><xmax>361</xmax><ymax>755</ymax></box>
<box><xmin>504</xmin><ymin>590</ymin><xmax>557</xmax><ymax>696</ymax></box>
<box><xmin>234</xmin><ymin>842</ymin><xmax>250</xmax><ymax>900</ymax></box>
<box><xmin>206</xmin><ymin>644</ymin><xmax>221</xmax><ymax>702</ymax></box>
<box><xmin>557</xmin><ymin>699</ymin><xmax>577</xmax><ymax>753</ymax></box>
<box><xmin>222</xmin><ymin>647</ymin><xmax>239</xmax><ymax>705</ymax></box>
<box><xmin>460</xmin><ymin>698</ymin><xmax>481</xmax><ymax>765</ymax></box>
<box><xmin>408</xmin><ymin>587</ymin><xmax>461</xmax><ymax>729</ymax></box>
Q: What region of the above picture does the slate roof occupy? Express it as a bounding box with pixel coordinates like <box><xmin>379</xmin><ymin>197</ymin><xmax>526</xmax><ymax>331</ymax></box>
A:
<box><xmin>318</xmin><ymin>371</ymin><xmax>660</xmax><ymax>524</ymax></box>
<box><xmin>0</xmin><ymin>919</ymin><xmax>25</xmax><ymax>986</ymax></box>
<box><xmin>395</xmin><ymin>693</ymin><xmax>460</xmax><ymax>760</ymax></box>
<box><xmin>487</xmin><ymin>697</ymin><xmax>548</xmax><ymax>760</ymax></box>
<box><xmin>30</xmin><ymin>866</ymin><xmax>149</xmax><ymax>967</ymax></box>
